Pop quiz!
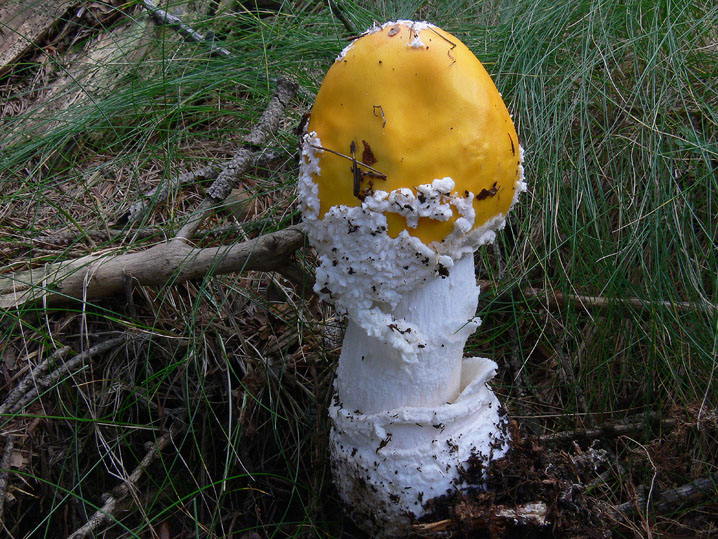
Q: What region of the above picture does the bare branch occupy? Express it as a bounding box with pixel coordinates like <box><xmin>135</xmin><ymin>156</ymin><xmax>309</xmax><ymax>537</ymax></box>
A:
<box><xmin>0</xmin><ymin>336</ymin><xmax>137</xmax><ymax>527</ymax></box>
<box><xmin>325</xmin><ymin>0</ymin><xmax>356</xmax><ymax>36</ymax></box>
<box><xmin>0</xmin><ymin>435</ymin><xmax>14</xmax><ymax>526</ymax></box>
<box><xmin>0</xmin><ymin>346</ymin><xmax>71</xmax><ymax>415</ymax></box>
<box><xmin>539</xmin><ymin>414</ymin><xmax>677</xmax><ymax>445</ymax></box>
<box><xmin>122</xmin><ymin>164</ymin><xmax>219</xmax><ymax>226</ymax></box>
<box><xmin>175</xmin><ymin>78</ymin><xmax>298</xmax><ymax>241</ymax></box>
<box><xmin>121</xmin><ymin>149</ymin><xmax>285</xmax><ymax>226</ymax></box>
<box><xmin>412</xmin><ymin>502</ymin><xmax>548</xmax><ymax>535</ymax></box>
<box><xmin>615</xmin><ymin>472</ymin><xmax>718</xmax><ymax>516</ymax></box>
<box><xmin>0</xmin><ymin>227</ymin><xmax>305</xmax><ymax>309</ymax></box>
<box><xmin>524</xmin><ymin>287</ymin><xmax>717</xmax><ymax>315</ymax></box>
<box><xmin>67</xmin><ymin>421</ymin><xmax>184</xmax><ymax>539</ymax></box>
<box><xmin>0</xmin><ymin>336</ymin><xmax>131</xmax><ymax>415</ymax></box>
<box><xmin>141</xmin><ymin>0</ymin><xmax>230</xmax><ymax>58</ymax></box>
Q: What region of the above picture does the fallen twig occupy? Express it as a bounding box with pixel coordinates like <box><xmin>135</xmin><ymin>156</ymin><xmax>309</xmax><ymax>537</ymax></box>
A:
<box><xmin>0</xmin><ymin>337</ymin><xmax>133</xmax><ymax>528</ymax></box>
<box><xmin>0</xmin><ymin>435</ymin><xmax>14</xmax><ymax>526</ymax></box>
<box><xmin>120</xmin><ymin>149</ymin><xmax>286</xmax><ymax>226</ymax></box>
<box><xmin>142</xmin><ymin>0</ymin><xmax>230</xmax><ymax>58</ymax></box>
<box><xmin>122</xmin><ymin>164</ymin><xmax>219</xmax><ymax>226</ymax></box>
<box><xmin>412</xmin><ymin>501</ymin><xmax>548</xmax><ymax>534</ymax></box>
<box><xmin>67</xmin><ymin>421</ymin><xmax>184</xmax><ymax>539</ymax></box>
<box><xmin>0</xmin><ymin>227</ymin><xmax>305</xmax><ymax>308</ymax></box>
<box><xmin>174</xmin><ymin>78</ymin><xmax>298</xmax><ymax>241</ymax></box>
<box><xmin>2</xmin><ymin>209</ymin><xmax>281</xmax><ymax>252</ymax></box>
<box><xmin>615</xmin><ymin>472</ymin><xmax>718</xmax><ymax>516</ymax></box>
<box><xmin>524</xmin><ymin>287</ymin><xmax>717</xmax><ymax>315</ymax></box>
<box><xmin>0</xmin><ymin>336</ymin><xmax>131</xmax><ymax>415</ymax></box>
<box><xmin>539</xmin><ymin>413</ymin><xmax>677</xmax><ymax>445</ymax></box>
<box><xmin>0</xmin><ymin>76</ymin><xmax>302</xmax><ymax>311</ymax></box>
<box><xmin>0</xmin><ymin>345</ymin><xmax>71</xmax><ymax>416</ymax></box>
<box><xmin>325</xmin><ymin>0</ymin><xmax>356</xmax><ymax>36</ymax></box>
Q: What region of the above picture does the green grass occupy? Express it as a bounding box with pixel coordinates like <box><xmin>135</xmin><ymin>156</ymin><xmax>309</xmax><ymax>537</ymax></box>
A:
<box><xmin>1</xmin><ymin>0</ymin><xmax>716</xmax><ymax>537</ymax></box>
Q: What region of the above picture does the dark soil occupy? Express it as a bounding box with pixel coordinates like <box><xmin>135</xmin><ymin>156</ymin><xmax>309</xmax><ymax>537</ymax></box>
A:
<box><xmin>415</xmin><ymin>413</ymin><xmax>718</xmax><ymax>538</ymax></box>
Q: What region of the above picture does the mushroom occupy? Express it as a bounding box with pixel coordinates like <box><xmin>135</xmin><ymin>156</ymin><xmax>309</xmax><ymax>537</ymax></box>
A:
<box><xmin>298</xmin><ymin>20</ymin><xmax>526</xmax><ymax>535</ymax></box>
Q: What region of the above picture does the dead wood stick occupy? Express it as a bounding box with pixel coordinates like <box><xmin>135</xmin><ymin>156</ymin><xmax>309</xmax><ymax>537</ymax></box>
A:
<box><xmin>616</xmin><ymin>472</ymin><xmax>718</xmax><ymax>516</ymax></box>
<box><xmin>0</xmin><ymin>435</ymin><xmax>14</xmax><ymax>525</ymax></box>
<box><xmin>0</xmin><ymin>1</ymin><xmax>80</xmax><ymax>77</ymax></box>
<box><xmin>0</xmin><ymin>336</ymin><xmax>131</xmax><ymax>415</ymax></box>
<box><xmin>325</xmin><ymin>0</ymin><xmax>356</xmax><ymax>36</ymax></box>
<box><xmin>524</xmin><ymin>287</ymin><xmax>717</xmax><ymax>315</ymax></box>
<box><xmin>412</xmin><ymin>501</ymin><xmax>548</xmax><ymax>534</ymax></box>
<box><xmin>0</xmin><ymin>345</ymin><xmax>71</xmax><ymax>415</ymax></box>
<box><xmin>4</xmin><ymin>204</ymin><xmax>280</xmax><ymax>251</ymax></box>
<box><xmin>2</xmin><ymin>228</ymin><xmax>160</xmax><ymax>250</ymax></box>
<box><xmin>67</xmin><ymin>421</ymin><xmax>183</xmax><ymax>539</ymax></box>
<box><xmin>123</xmin><ymin>164</ymin><xmax>219</xmax><ymax>225</ymax></box>
<box><xmin>0</xmin><ymin>227</ymin><xmax>305</xmax><ymax>309</ymax></box>
<box><xmin>539</xmin><ymin>416</ymin><xmax>677</xmax><ymax>445</ymax></box>
<box><xmin>141</xmin><ymin>0</ymin><xmax>230</xmax><ymax>57</ymax></box>
<box><xmin>174</xmin><ymin>78</ymin><xmax>298</xmax><ymax>241</ymax></box>
<box><xmin>121</xmin><ymin>149</ymin><xmax>286</xmax><ymax>226</ymax></box>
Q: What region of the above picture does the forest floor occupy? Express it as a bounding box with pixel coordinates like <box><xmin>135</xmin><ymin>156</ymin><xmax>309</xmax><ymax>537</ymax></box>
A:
<box><xmin>1</xmin><ymin>1</ymin><xmax>716</xmax><ymax>537</ymax></box>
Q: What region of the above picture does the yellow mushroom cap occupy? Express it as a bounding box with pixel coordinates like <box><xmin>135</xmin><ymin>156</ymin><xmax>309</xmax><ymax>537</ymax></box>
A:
<box><xmin>305</xmin><ymin>21</ymin><xmax>524</xmax><ymax>244</ymax></box>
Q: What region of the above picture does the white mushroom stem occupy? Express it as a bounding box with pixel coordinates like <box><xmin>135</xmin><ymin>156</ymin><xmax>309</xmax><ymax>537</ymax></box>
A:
<box><xmin>298</xmin><ymin>134</ymin><xmax>520</xmax><ymax>534</ymax></box>
<box><xmin>335</xmin><ymin>254</ymin><xmax>479</xmax><ymax>413</ymax></box>
<box><xmin>328</xmin><ymin>255</ymin><xmax>510</xmax><ymax>535</ymax></box>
